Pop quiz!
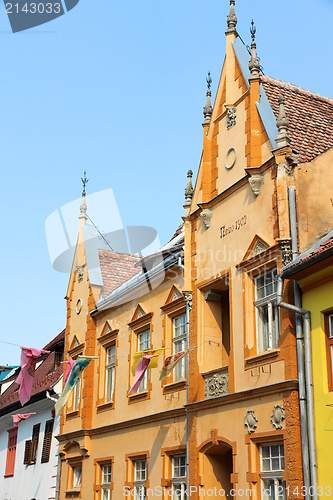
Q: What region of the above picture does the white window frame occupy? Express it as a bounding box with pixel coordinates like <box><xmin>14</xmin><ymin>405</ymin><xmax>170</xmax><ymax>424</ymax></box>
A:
<box><xmin>260</xmin><ymin>443</ymin><xmax>286</xmax><ymax>500</ymax></box>
<box><xmin>134</xmin><ymin>459</ymin><xmax>147</xmax><ymax>500</ymax></box>
<box><xmin>101</xmin><ymin>463</ymin><xmax>112</xmax><ymax>500</ymax></box>
<box><xmin>73</xmin><ymin>378</ymin><xmax>81</xmax><ymax>411</ymax></box>
<box><xmin>172</xmin><ymin>315</ymin><xmax>187</xmax><ymax>381</ymax></box>
<box><xmin>171</xmin><ymin>455</ymin><xmax>187</xmax><ymax>500</ymax></box>
<box><xmin>138</xmin><ymin>330</ymin><xmax>150</xmax><ymax>392</ymax></box>
<box><xmin>73</xmin><ymin>465</ymin><xmax>82</xmax><ymax>489</ymax></box>
<box><xmin>254</xmin><ymin>269</ymin><xmax>280</xmax><ymax>353</ymax></box>
<box><xmin>105</xmin><ymin>345</ymin><xmax>116</xmax><ymax>403</ymax></box>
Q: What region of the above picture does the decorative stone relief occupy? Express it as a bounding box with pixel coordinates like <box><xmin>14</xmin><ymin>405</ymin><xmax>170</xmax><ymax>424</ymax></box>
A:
<box><xmin>253</xmin><ymin>240</ymin><xmax>268</xmax><ymax>256</ymax></box>
<box><xmin>278</xmin><ymin>238</ymin><xmax>293</xmax><ymax>266</ymax></box>
<box><xmin>204</xmin><ymin>373</ymin><xmax>229</xmax><ymax>399</ymax></box>
<box><xmin>183</xmin><ymin>292</ymin><xmax>192</xmax><ymax>312</ymax></box>
<box><xmin>248</xmin><ymin>174</ymin><xmax>264</xmax><ymax>197</ymax></box>
<box><xmin>200</xmin><ymin>208</ymin><xmax>213</xmax><ymax>229</ymax></box>
<box><xmin>172</xmin><ymin>288</ymin><xmax>182</xmax><ymax>301</ymax></box>
<box><xmin>226</xmin><ymin>107</ymin><xmax>237</xmax><ymax>129</ymax></box>
<box><xmin>244</xmin><ymin>409</ymin><xmax>258</xmax><ymax>434</ymax></box>
<box><xmin>76</xmin><ymin>266</ymin><xmax>84</xmax><ymax>282</ymax></box>
<box><xmin>225</xmin><ymin>147</ymin><xmax>237</xmax><ymax>170</ymax></box>
<box><xmin>271</xmin><ymin>405</ymin><xmax>285</xmax><ymax>430</ymax></box>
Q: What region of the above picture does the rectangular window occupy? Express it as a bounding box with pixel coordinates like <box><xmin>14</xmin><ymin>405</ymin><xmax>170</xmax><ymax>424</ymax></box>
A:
<box><xmin>325</xmin><ymin>312</ymin><xmax>333</xmax><ymax>391</ymax></box>
<box><xmin>134</xmin><ymin>459</ymin><xmax>147</xmax><ymax>500</ymax></box>
<box><xmin>73</xmin><ymin>466</ymin><xmax>82</xmax><ymax>489</ymax></box>
<box><xmin>101</xmin><ymin>463</ymin><xmax>112</xmax><ymax>500</ymax></box>
<box><xmin>105</xmin><ymin>345</ymin><xmax>116</xmax><ymax>403</ymax></box>
<box><xmin>260</xmin><ymin>443</ymin><xmax>286</xmax><ymax>500</ymax></box>
<box><xmin>255</xmin><ymin>269</ymin><xmax>279</xmax><ymax>352</ymax></box>
<box><xmin>73</xmin><ymin>378</ymin><xmax>81</xmax><ymax>411</ymax></box>
<box><xmin>172</xmin><ymin>314</ymin><xmax>187</xmax><ymax>381</ymax></box>
<box><xmin>5</xmin><ymin>428</ymin><xmax>18</xmax><ymax>477</ymax></box>
<box><xmin>41</xmin><ymin>419</ymin><xmax>54</xmax><ymax>463</ymax></box>
<box><xmin>138</xmin><ymin>330</ymin><xmax>150</xmax><ymax>392</ymax></box>
<box><xmin>172</xmin><ymin>455</ymin><xmax>187</xmax><ymax>500</ymax></box>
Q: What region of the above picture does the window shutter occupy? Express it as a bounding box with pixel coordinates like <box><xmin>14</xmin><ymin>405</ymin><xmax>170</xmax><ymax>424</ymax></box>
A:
<box><xmin>24</xmin><ymin>440</ymin><xmax>32</xmax><ymax>464</ymax></box>
<box><xmin>41</xmin><ymin>420</ymin><xmax>54</xmax><ymax>463</ymax></box>
<box><xmin>31</xmin><ymin>423</ymin><xmax>40</xmax><ymax>464</ymax></box>
<box><xmin>5</xmin><ymin>428</ymin><xmax>18</xmax><ymax>476</ymax></box>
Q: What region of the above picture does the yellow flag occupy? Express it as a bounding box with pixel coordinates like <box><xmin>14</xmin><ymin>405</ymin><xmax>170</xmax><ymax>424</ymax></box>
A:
<box><xmin>131</xmin><ymin>349</ymin><xmax>164</xmax><ymax>376</ymax></box>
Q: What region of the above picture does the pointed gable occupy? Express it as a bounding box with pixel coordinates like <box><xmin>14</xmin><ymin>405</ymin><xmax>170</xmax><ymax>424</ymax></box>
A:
<box><xmin>242</xmin><ymin>235</ymin><xmax>270</xmax><ymax>262</ymax></box>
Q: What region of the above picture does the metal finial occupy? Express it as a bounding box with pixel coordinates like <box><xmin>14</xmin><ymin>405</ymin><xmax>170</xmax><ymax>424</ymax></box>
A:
<box><xmin>206</xmin><ymin>72</ymin><xmax>212</xmax><ymax>90</ymax></box>
<box><xmin>250</xmin><ymin>20</ymin><xmax>256</xmax><ymax>41</ymax></box>
<box><xmin>184</xmin><ymin>170</ymin><xmax>194</xmax><ymax>215</ymax></box>
<box><xmin>81</xmin><ymin>171</ymin><xmax>89</xmax><ymax>196</ymax></box>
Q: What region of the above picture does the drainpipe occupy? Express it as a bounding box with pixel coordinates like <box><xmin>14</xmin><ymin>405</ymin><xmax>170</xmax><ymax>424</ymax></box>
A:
<box><xmin>178</xmin><ymin>255</ymin><xmax>190</xmax><ymax>494</ymax></box>
<box><xmin>288</xmin><ymin>186</ymin><xmax>311</xmax><ymax>498</ymax></box>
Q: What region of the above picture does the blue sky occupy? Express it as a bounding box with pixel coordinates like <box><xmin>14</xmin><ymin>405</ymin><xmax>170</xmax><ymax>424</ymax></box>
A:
<box><xmin>0</xmin><ymin>0</ymin><xmax>332</xmax><ymax>366</ymax></box>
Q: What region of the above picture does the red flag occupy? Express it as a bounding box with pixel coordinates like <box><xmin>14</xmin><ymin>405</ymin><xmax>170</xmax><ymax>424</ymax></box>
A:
<box><xmin>16</xmin><ymin>347</ymin><xmax>49</xmax><ymax>406</ymax></box>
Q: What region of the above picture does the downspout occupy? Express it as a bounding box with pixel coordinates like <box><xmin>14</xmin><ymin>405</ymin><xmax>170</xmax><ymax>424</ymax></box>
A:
<box><xmin>288</xmin><ymin>186</ymin><xmax>311</xmax><ymax>498</ymax></box>
<box><xmin>178</xmin><ymin>255</ymin><xmax>190</xmax><ymax>494</ymax></box>
<box><xmin>277</xmin><ymin>187</ymin><xmax>318</xmax><ymax>500</ymax></box>
<box><xmin>276</xmin><ymin>278</ymin><xmax>317</xmax><ymax>500</ymax></box>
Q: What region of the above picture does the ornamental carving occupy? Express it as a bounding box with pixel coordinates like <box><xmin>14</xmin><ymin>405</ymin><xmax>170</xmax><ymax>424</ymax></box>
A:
<box><xmin>182</xmin><ymin>292</ymin><xmax>192</xmax><ymax>312</ymax></box>
<box><xmin>204</xmin><ymin>373</ymin><xmax>229</xmax><ymax>399</ymax></box>
<box><xmin>76</xmin><ymin>266</ymin><xmax>84</xmax><ymax>282</ymax></box>
<box><xmin>271</xmin><ymin>405</ymin><xmax>285</xmax><ymax>430</ymax></box>
<box><xmin>226</xmin><ymin>107</ymin><xmax>237</xmax><ymax>129</ymax></box>
<box><xmin>244</xmin><ymin>409</ymin><xmax>258</xmax><ymax>434</ymax></box>
<box><xmin>200</xmin><ymin>208</ymin><xmax>213</xmax><ymax>229</ymax></box>
<box><xmin>278</xmin><ymin>238</ymin><xmax>292</xmax><ymax>266</ymax></box>
<box><xmin>248</xmin><ymin>174</ymin><xmax>264</xmax><ymax>197</ymax></box>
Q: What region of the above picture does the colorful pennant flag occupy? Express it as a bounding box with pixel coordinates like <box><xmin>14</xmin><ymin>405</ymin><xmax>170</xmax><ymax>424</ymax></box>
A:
<box><xmin>61</xmin><ymin>360</ymin><xmax>76</xmax><ymax>383</ymax></box>
<box><xmin>16</xmin><ymin>347</ymin><xmax>50</xmax><ymax>406</ymax></box>
<box><xmin>128</xmin><ymin>355</ymin><xmax>157</xmax><ymax>394</ymax></box>
<box><xmin>159</xmin><ymin>347</ymin><xmax>197</xmax><ymax>382</ymax></box>
<box><xmin>131</xmin><ymin>349</ymin><xmax>164</xmax><ymax>376</ymax></box>
<box><xmin>55</xmin><ymin>356</ymin><xmax>96</xmax><ymax>415</ymax></box>
<box><xmin>12</xmin><ymin>413</ymin><xmax>36</xmax><ymax>426</ymax></box>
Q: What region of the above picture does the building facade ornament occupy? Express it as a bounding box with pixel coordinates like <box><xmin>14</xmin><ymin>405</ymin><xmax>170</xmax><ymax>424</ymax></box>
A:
<box><xmin>200</xmin><ymin>208</ymin><xmax>213</xmax><ymax>229</ymax></box>
<box><xmin>248</xmin><ymin>173</ymin><xmax>264</xmax><ymax>196</ymax></box>
<box><xmin>253</xmin><ymin>240</ymin><xmax>268</xmax><ymax>256</ymax></box>
<box><xmin>248</xmin><ymin>21</ymin><xmax>260</xmax><ymax>80</ymax></box>
<box><xmin>276</xmin><ymin>95</ymin><xmax>290</xmax><ymax>148</ymax></box>
<box><xmin>277</xmin><ymin>238</ymin><xmax>293</xmax><ymax>266</ymax></box>
<box><xmin>204</xmin><ymin>373</ymin><xmax>229</xmax><ymax>399</ymax></box>
<box><xmin>225</xmin><ymin>147</ymin><xmax>237</xmax><ymax>170</ymax></box>
<box><xmin>226</xmin><ymin>107</ymin><xmax>237</xmax><ymax>129</ymax></box>
<box><xmin>182</xmin><ymin>292</ymin><xmax>192</xmax><ymax>312</ymax></box>
<box><xmin>79</xmin><ymin>171</ymin><xmax>88</xmax><ymax>220</ymax></box>
<box><xmin>226</xmin><ymin>0</ymin><xmax>237</xmax><ymax>34</ymax></box>
<box><xmin>184</xmin><ymin>170</ymin><xmax>194</xmax><ymax>216</ymax></box>
<box><xmin>244</xmin><ymin>409</ymin><xmax>258</xmax><ymax>434</ymax></box>
<box><xmin>76</xmin><ymin>266</ymin><xmax>84</xmax><ymax>283</ymax></box>
<box><xmin>271</xmin><ymin>405</ymin><xmax>285</xmax><ymax>430</ymax></box>
<box><xmin>203</xmin><ymin>73</ymin><xmax>213</xmax><ymax>126</ymax></box>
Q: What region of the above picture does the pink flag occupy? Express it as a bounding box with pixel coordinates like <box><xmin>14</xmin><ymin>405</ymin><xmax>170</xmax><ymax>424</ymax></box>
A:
<box><xmin>16</xmin><ymin>347</ymin><xmax>50</xmax><ymax>406</ymax></box>
<box><xmin>12</xmin><ymin>413</ymin><xmax>36</xmax><ymax>426</ymax></box>
<box><xmin>128</xmin><ymin>355</ymin><xmax>157</xmax><ymax>394</ymax></box>
<box><xmin>61</xmin><ymin>360</ymin><xmax>76</xmax><ymax>383</ymax></box>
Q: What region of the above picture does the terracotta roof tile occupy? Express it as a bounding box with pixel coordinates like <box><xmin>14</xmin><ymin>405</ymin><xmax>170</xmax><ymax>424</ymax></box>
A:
<box><xmin>282</xmin><ymin>234</ymin><xmax>333</xmax><ymax>276</ymax></box>
<box><xmin>261</xmin><ymin>75</ymin><xmax>333</xmax><ymax>163</ymax></box>
<box><xmin>98</xmin><ymin>250</ymin><xmax>142</xmax><ymax>299</ymax></box>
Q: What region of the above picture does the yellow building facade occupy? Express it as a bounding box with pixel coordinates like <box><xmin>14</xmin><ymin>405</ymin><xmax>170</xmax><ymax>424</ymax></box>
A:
<box><xmin>56</xmin><ymin>2</ymin><xmax>333</xmax><ymax>500</ymax></box>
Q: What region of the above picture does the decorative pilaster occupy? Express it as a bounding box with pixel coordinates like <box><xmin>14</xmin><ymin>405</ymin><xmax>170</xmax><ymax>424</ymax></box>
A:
<box><xmin>184</xmin><ymin>170</ymin><xmax>194</xmax><ymax>217</ymax></box>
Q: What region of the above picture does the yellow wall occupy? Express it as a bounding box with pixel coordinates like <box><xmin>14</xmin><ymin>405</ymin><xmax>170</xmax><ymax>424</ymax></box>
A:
<box><xmin>302</xmin><ymin>279</ymin><xmax>333</xmax><ymax>489</ymax></box>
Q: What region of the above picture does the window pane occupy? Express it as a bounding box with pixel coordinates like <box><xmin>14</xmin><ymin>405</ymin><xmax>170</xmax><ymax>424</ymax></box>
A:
<box><xmin>138</xmin><ymin>330</ymin><xmax>150</xmax><ymax>351</ymax></box>
<box><xmin>73</xmin><ymin>466</ymin><xmax>82</xmax><ymax>488</ymax></box>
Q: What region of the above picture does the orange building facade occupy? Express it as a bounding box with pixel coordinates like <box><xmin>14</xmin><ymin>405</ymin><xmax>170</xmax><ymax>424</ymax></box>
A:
<box><xmin>56</xmin><ymin>2</ymin><xmax>333</xmax><ymax>500</ymax></box>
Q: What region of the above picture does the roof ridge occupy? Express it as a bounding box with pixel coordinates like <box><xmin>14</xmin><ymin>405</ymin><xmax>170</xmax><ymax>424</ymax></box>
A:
<box><xmin>98</xmin><ymin>249</ymin><xmax>141</xmax><ymax>259</ymax></box>
<box><xmin>261</xmin><ymin>75</ymin><xmax>333</xmax><ymax>105</ymax></box>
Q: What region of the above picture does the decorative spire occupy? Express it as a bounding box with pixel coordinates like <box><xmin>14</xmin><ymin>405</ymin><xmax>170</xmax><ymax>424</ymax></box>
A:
<box><xmin>79</xmin><ymin>171</ymin><xmax>88</xmax><ymax>220</ymax></box>
<box><xmin>184</xmin><ymin>170</ymin><xmax>194</xmax><ymax>216</ymax></box>
<box><xmin>203</xmin><ymin>72</ymin><xmax>213</xmax><ymax>126</ymax></box>
<box><xmin>276</xmin><ymin>95</ymin><xmax>290</xmax><ymax>147</ymax></box>
<box><xmin>226</xmin><ymin>0</ymin><xmax>237</xmax><ymax>34</ymax></box>
<box><xmin>248</xmin><ymin>20</ymin><xmax>260</xmax><ymax>79</ymax></box>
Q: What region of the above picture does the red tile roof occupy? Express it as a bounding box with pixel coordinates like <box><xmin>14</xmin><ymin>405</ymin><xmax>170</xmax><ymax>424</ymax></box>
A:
<box><xmin>98</xmin><ymin>250</ymin><xmax>142</xmax><ymax>299</ymax></box>
<box><xmin>282</xmin><ymin>234</ymin><xmax>333</xmax><ymax>275</ymax></box>
<box><xmin>43</xmin><ymin>328</ymin><xmax>65</xmax><ymax>351</ymax></box>
<box><xmin>261</xmin><ymin>75</ymin><xmax>333</xmax><ymax>163</ymax></box>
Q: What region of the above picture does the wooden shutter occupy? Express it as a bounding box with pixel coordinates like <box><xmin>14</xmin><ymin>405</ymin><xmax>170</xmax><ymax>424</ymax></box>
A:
<box><xmin>24</xmin><ymin>440</ymin><xmax>32</xmax><ymax>464</ymax></box>
<box><xmin>31</xmin><ymin>423</ymin><xmax>40</xmax><ymax>464</ymax></box>
<box><xmin>41</xmin><ymin>419</ymin><xmax>54</xmax><ymax>463</ymax></box>
<box><xmin>5</xmin><ymin>428</ymin><xmax>18</xmax><ymax>476</ymax></box>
